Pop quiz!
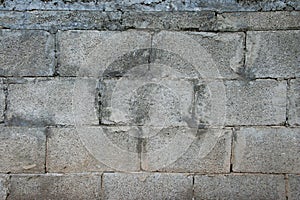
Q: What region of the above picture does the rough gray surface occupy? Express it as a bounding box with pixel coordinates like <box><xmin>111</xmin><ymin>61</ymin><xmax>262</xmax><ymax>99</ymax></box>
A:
<box><xmin>194</xmin><ymin>174</ymin><xmax>286</xmax><ymax>200</ymax></box>
<box><xmin>233</xmin><ymin>127</ymin><xmax>300</xmax><ymax>173</ymax></box>
<box><xmin>0</xmin><ymin>30</ymin><xmax>55</xmax><ymax>76</ymax></box>
<box><xmin>149</xmin><ymin>129</ymin><xmax>232</xmax><ymax>173</ymax></box>
<box><xmin>225</xmin><ymin>80</ymin><xmax>287</xmax><ymax>126</ymax></box>
<box><xmin>58</xmin><ymin>30</ymin><xmax>151</xmax><ymax>77</ymax></box>
<box><xmin>245</xmin><ymin>30</ymin><xmax>300</xmax><ymax>78</ymax></box>
<box><xmin>0</xmin><ymin>0</ymin><xmax>299</xmax><ymax>11</ymax></box>
<box><xmin>288</xmin><ymin>79</ymin><xmax>300</xmax><ymax>126</ymax></box>
<box><xmin>6</xmin><ymin>78</ymin><xmax>98</xmax><ymax>126</ymax></box>
<box><xmin>0</xmin><ymin>80</ymin><xmax>5</xmax><ymax>122</ymax></box>
<box><xmin>288</xmin><ymin>175</ymin><xmax>300</xmax><ymax>200</ymax></box>
<box><xmin>103</xmin><ymin>172</ymin><xmax>193</xmax><ymax>200</ymax></box>
<box><xmin>47</xmin><ymin>127</ymin><xmax>112</xmax><ymax>172</ymax></box>
<box><xmin>0</xmin><ymin>127</ymin><xmax>46</xmax><ymax>173</ymax></box>
<box><xmin>217</xmin><ymin>11</ymin><xmax>300</xmax><ymax>31</ymax></box>
<box><xmin>123</xmin><ymin>11</ymin><xmax>216</xmax><ymax>31</ymax></box>
<box><xmin>187</xmin><ymin>32</ymin><xmax>245</xmax><ymax>79</ymax></box>
<box><xmin>8</xmin><ymin>173</ymin><xmax>102</xmax><ymax>200</ymax></box>
<box><xmin>0</xmin><ymin>175</ymin><xmax>8</xmax><ymax>200</ymax></box>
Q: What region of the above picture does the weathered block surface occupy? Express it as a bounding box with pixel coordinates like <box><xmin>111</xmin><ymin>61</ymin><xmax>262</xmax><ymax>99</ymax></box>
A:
<box><xmin>245</xmin><ymin>30</ymin><xmax>300</xmax><ymax>78</ymax></box>
<box><xmin>123</xmin><ymin>11</ymin><xmax>216</xmax><ymax>30</ymax></box>
<box><xmin>0</xmin><ymin>127</ymin><xmax>45</xmax><ymax>173</ymax></box>
<box><xmin>225</xmin><ymin>80</ymin><xmax>286</xmax><ymax>126</ymax></box>
<box><xmin>47</xmin><ymin>127</ymin><xmax>111</xmax><ymax>173</ymax></box>
<box><xmin>0</xmin><ymin>30</ymin><xmax>55</xmax><ymax>76</ymax></box>
<box><xmin>0</xmin><ymin>11</ymin><xmax>122</xmax><ymax>31</ymax></box>
<box><xmin>58</xmin><ymin>30</ymin><xmax>151</xmax><ymax>77</ymax></box>
<box><xmin>187</xmin><ymin>32</ymin><xmax>245</xmax><ymax>79</ymax></box>
<box><xmin>7</xmin><ymin>78</ymin><xmax>98</xmax><ymax>126</ymax></box>
<box><xmin>0</xmin><ymin>80</ymin><xmax>5</xmax><ymax>122</ymax></box>
<box><xmin>0</xmin><ymin>0</ymin><xmax>299</xmax><ymax>11</ymax></box>
<box><xmin>103</xmin><ymin>172</ymin><xmax>193</xmax><ymax>200</ymax></box>
<box><xmin>288</xmin><ymin>175</ymin><xmax>300</xmax><ymax>200</ymax></box>
<box><xmin>194</xmin><ymin>174</ymin><xmax>286</xmax><ymax>200</ymax></box>
<box><xmin>217</xmin><ymin>11</ymin><xmax>300</xmax><ymax>31</ymax></box>
<box><xmin>288</xmin><ymin>79</ymin><xmax>300</xmax><ymax>126</ymax></box>
<box><xmin>143</xmin><ymin>129</ymin><xmax>232</xmax><ymax>173</ymax></box>
<box><xmin>233</xmin><ymin>127</ymin><xmax>300</xmax><ymax>173</ymax></box>
<box><xmin>8</xmin><ymin>174</ymin><xmax>101</xmax><ymax>200</ymax></box>
<box><xmin>0</xmin><ymin>175</ymin><xmax>8</xmax><ymax>200</ymax></box>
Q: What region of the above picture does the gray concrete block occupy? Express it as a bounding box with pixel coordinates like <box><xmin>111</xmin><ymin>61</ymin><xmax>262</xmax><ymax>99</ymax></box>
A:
<box><xmin>288</xmin><ymin>79</ymin><xmax>300</xmax><ymax>126</ymax></box>
<box><xmin>123</xmin><ymin>11</ymin><xmax>216</xmax><ymax>31</ymax></box>
<box><xmin>217</xmin><ymin>11</ymin><xmax>300</xmax><ymax>31</ymax></box>
<box><xmin>194</xmin><ymin>174</ymin><xmax>286</xmax><ymax>200</ymax></box>
<box><xmin>103</xmin><ymin>172</ymin><xmax>193</xmax><ymax>200</ymax></box>
<box><xmin>0</xmin><ymin>175</ymin><xmax>8</xmax><ymax>200</ymax></box>
<box><xmin>8</xmin><ymin>173</ymin><xmax>101</xmax><ymax>200</ymax></box>
<box><xmin>0</xmin><ymin>127</ymin><xmax>46</xmax><ymax>173</ymax></box>
<box><xmin>6</xmin><ymin>78</ymin><xmax>98</xmax><ymax>126</ymax></box>
<box><xmin>143</xmin><ymin>129</ymin><xmax>232</xmax><ymax>173</ymax></box>
<box><xmin>245</xmin><ymin>30</ymin><xmax>300</xmax><ymax>78</ymax></box>
<box><xmin>0</xmin><ymin>30</ymin><xmax>55</xmax><ymax>76</ymax></box>
<box><xmin>225</xmin><ymin>80</ymin><xmax>287</xmax><ymax>126</ymax></box>
<box><xmin>187</xmin><ymin>32</ymin><xmax>245</xmax><ymax>79</ymax></box>
<box><xmin>233</xmin><ymin>127</ymin><xmax>300</xmax><ymax>173</ymax></box>
<box><xmin>47</xmin><ymin>127</ymin><xmax>112</xmax><ymax>173</ymax></box>
<box><xmin>288</xmin><ymin>175</ymin><xmax>300</xmax><ymax>200</ymax></box>
<box><xmin>58</xmin><ymin>30</ymin><xmax>151</xmax><ymax>77</ymax></box>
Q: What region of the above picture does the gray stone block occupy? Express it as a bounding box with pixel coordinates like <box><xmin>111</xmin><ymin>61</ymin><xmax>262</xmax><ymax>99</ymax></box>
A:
<box><xmin>0</xmin><ymin>11</ymin><xmax>123</xmax><ymax>31</ymax></box>
<box><xmin>233</xmin><ymin>127</ymin><xmax>300</xmax><ymax>173</ymax></box>
<box><xmin>187</xmin><ymin>32</ymin><xmax>245</xmax><ymax>79</ymax></box>
<box><xmin>225</xmin><ymin>80</ymin><xmax>287</xmax><ymax>126</ymax></box>
<box><xmin>143</xmin><ymin>129</ymin><xmax>232</xmax><ymax>173</ymax></box>
<box><xmin>8</xmin><ymin>173</ymin><xmax>101</xmax><ymax>200</ymax></box>
<box><xmin>6</xmin><ymin>78</ymin><xmax>98</xmax><ymax>126</ymax></box>
<box><xmin>245</xmin><ymin>30</ymin><xmax>300</xmax><ymax>78</ymax></box>
<box><xmin>288</xmin><ymin>79</ymin><xmax>300</xmax><ymax>126</ymax></box>
<box><xmin>103</xmin><ymin>172</ymin><xmax>193</xmax><ymax>200</ymax></box>
<box><xmin>123</xmin><ymin>11</ymin><xmax>216</xmax><ymax>31</ymax></box>
<box><xmin>47</xmin><ymin>127</ymin><xmax>112</xmax><ymax>173</ymax></box>
<box><xmin>0</xmin><ymin>175</ymin><xmax>8</xmax><ymax>200</ymax></box>
<box><xmin>0</xmin><ymin>127</ymin><xmax>46</xmax><ymax>173</ymax></box>
<box><xmin>194</xmin><ymin>174</ymin><xmax>286</xmax><ymax>200</ymax></box>
<box><xmin>217</xmin><ymin>11</ymin><xmax>300</xmax><ymax>31</ymax></box>
<box><xmin>58</xmin><ymin>30</ymin><xmax>151</xmax><ymax>77</ymax></box>
<box><xmin>288</xmin><ymin>175</ymin><xmax>300</xmax><ymax>200</ymax></box>
<box><xmin>0</xmin><ymin>30</ymin><xmax>55</xmax><ymax>76</ymax></box>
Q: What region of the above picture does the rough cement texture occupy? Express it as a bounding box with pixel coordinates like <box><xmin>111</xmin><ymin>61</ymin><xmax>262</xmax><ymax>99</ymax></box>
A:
<box><xmin>225</xmin><ymin>80</ymin><xmax>287</xmax><ymax>126</ymax></box>
<box><xmin>233</xmin><ymin>127</ymin><xmax>300</xmax><ymax>173</ymax></box>
<box><xmin>6</xmin><ymin>78</ymin><xmax>98</xmax><ymax>126</ymax></box>
<box><xmin>245</xmin><ymin>30</ymin><xmax>300</xmax><ymax>78</ymax></box>
<box><xmin>47</xmin><ymin>127</ymin><xmax>112</xmax><ymax>173</ymax></box>
<box><xmin>288</xmin><ymin>175</ymin><xmax>300</xmax><ymax>200</ymax></box>
<box><xmin>217</xmin><ymin>11</ymin><xmax>300</xmax><ymax>31</ymax></box>
<box><xmin>0</xmin><ymin>1</ymin><xmax>299</xmax><ymax>199</ymax></box>
<box><xmin>0</xmin><ymin>0</ymin><xmax>300</xmax><ymax>11</ymax></box>
<box><xmin>103</xmin><ymin>173</ymin><xmax>193</xmax><ymax>200</ymax></box>
<box><xmin>0</xmin><ymin>127</ymin><xmax>46</xmax><ymax>173</ymax></box>
<box><xmin>194</xmin><ymin>174</ymin><xmax>286</xmax><ymax>200</ymax></box>
<box><xmin>0</xmin><ymin>175</ymin><xmax>8</xmax><ymax>200</ymax></box>
<box><xmin>8</xmin><ymin>173</ymin><xmax>102</xmax><ymax>200</ymax></box>
<box><xmin>289</xmin><ymin>79</ymin><xmax>300</xmax><ymax>126</ymax></box>
<box><xmin>0</xmin><ymin>30</ymin><xmax>55</xmax><ymax>76</ymax></box>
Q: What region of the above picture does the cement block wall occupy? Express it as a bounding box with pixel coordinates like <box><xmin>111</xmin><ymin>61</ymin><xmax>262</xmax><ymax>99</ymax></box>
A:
<box><xmin>0</xmin><ymin>0</ymin><xmax>300</xmax><ymax>199</ymax></box>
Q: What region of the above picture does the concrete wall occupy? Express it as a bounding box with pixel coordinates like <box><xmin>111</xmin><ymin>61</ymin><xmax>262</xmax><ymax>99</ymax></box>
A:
<box><xmin>0</xmin><ymin>0</ymin><xmax>299</xmax><ymax>199</ymax></box>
